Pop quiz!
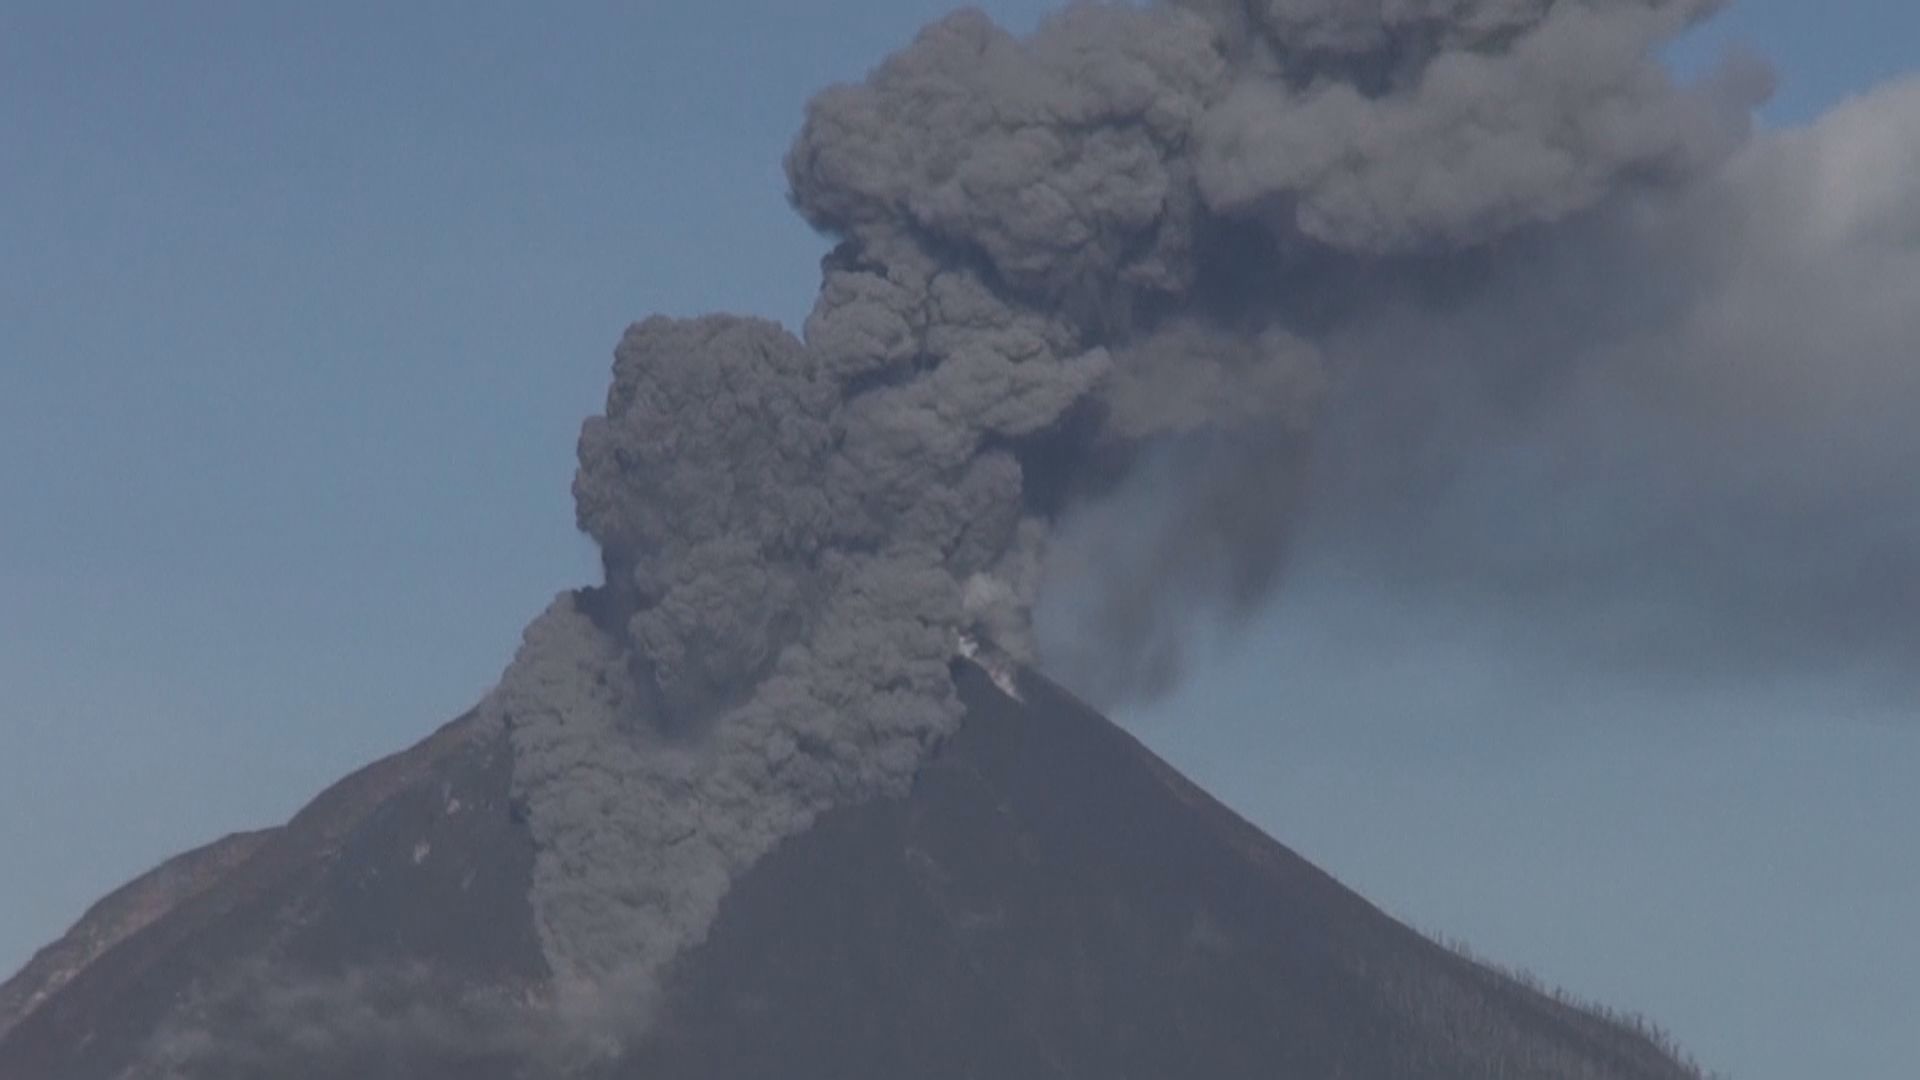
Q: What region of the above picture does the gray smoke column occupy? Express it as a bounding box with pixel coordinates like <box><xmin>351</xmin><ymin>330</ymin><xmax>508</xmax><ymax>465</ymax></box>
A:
<box><xmin>486</xmin><ymin>0</ymin><xmax>1758</xmax><ymax>1038</ymax></box>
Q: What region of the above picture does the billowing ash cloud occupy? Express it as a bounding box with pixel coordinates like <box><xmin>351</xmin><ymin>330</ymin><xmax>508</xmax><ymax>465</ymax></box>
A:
<box><xmin>485</xmin><ymin>0</ymin><xmax>1772</xmax><ymax>1044</ymax></box>
<box><xmin>1294</xmin><ymin>72</ymin><xmax>1920</xmax><ymax>696</ymax></box>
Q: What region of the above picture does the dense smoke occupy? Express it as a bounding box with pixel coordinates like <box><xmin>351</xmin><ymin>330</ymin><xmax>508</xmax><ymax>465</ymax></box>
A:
<box><xmin>488</xmin><ymin>0</ymin><xmax>1771</xmax><ymax>1043</ymax></box>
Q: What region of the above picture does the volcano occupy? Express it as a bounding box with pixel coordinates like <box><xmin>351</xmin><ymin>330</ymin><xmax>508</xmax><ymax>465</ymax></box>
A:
<box><xmin>0</xmin><ymin>614</ymin><xmax>1703</xmax><ymax>1080</ymax></box>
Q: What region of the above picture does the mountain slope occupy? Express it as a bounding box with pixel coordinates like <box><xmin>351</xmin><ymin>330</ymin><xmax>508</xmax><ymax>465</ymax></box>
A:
<box><xmin>0</xmin><ymin>647</ymin><xmax>1704</xmax><ymax>1079</ymax></box>
<box><xmin>627</xmin><ymin>660</ymin><xmax>1700</xmax><ymax>1080</ymax></box>
<box><xmin>0</xmin><ymin>829</ymin><xmax>272</xmax><ymax>1046</ymax></box>
<box><xmin>0</xmin><ymin>712</ymin><xmax>545</xmax><ymax>1080</ymax></box>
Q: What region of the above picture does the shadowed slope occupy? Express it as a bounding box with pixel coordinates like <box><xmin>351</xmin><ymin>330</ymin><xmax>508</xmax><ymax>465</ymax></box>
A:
<box><xmin>0</xmin><ymin>712</ymin><xmax>545</xmax><ymax>1080</ymax></box>
<box><xmin>624</xmin><ymin>661</ymin><xmax>1701</xmax><ymax>1079</ymax></box>
<box><xmin>0</xmin><ymin>830</ymin><xmax>273</xmax><ymax>1044</ymax></box>
<box><xmin>0</xmin><ymin>654</ymin><xmax>1705</xmax><ymax>1079</ymax></box>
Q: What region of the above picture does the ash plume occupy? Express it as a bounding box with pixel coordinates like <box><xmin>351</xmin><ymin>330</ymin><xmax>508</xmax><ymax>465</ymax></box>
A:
<box><xmin>488</xmin><ymin>0</ymin><xmax>1765</xmax><ymax>1043</ymax></box>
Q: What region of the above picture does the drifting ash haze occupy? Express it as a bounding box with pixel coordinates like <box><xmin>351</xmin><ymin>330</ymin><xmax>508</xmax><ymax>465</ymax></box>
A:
<box><xmin>15</xmin><ymin>0</ymin><xmax>1919</xmax><ymax>1072</ymax></box>
<box><xmin>484</xmin><ymin>0</ymin><xmax>1920</xmax><ymax>1047</ymax></box>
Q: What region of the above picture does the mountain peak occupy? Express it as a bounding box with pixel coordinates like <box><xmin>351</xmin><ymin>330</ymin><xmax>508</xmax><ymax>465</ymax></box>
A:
<box><xmin>0</xmin><ymin>649</ymin><xmax>1702</xmax><ymax>1079</ymax></box>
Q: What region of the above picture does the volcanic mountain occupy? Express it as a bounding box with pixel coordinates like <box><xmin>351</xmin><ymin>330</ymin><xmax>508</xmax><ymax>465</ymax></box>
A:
<box><xmin>0</xmin><ymin>615</ymin><xmax>1704</xmax><ymax>1080</ymax></box>
<box><xmin>0</xmin><ymin>0</ymin><xmax>1828</xmax><ymax>1074</ymax></box>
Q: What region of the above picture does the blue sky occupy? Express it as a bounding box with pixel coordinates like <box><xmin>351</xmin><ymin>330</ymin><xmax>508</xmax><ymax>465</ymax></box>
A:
<box><xmin>2</xmin><ymin>3</ymin><xmax>1915</xmax><ymax>1078</ymax></box>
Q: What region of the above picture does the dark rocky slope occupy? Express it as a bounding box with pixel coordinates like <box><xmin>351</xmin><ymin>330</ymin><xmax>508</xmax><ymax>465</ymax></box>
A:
<box><xmin>0</xmin><ymin>713</ymin><xmax>543</xmax><ymax>1079</ymax></box>
<box><xmin>0</xmin><ymin>656</ymin><xmax>1703</xmax><ymax>1079</ymax></box>
<box><xmin>624</xmin><ymin>662</ymin><xmax>1700</xmax><ymax>1080</ymax></box>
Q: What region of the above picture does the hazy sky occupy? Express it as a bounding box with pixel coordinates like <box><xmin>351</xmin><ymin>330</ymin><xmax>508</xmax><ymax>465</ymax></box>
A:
<box><xmin>2</xmin><ymin>4</ymin><xmax>1916</xmax><ymax>1079</ymax></box>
